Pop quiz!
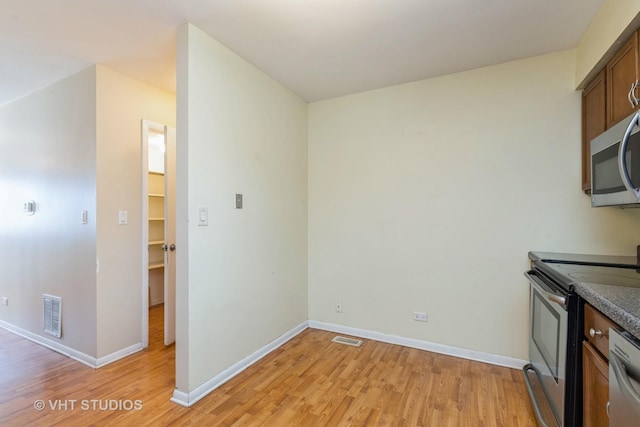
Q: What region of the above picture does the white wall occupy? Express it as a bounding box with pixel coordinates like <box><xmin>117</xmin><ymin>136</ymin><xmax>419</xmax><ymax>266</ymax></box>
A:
<box><xmin>96</xmin><ymin>65</ymin><xmax>176</xmax><ymax>358</ymax></box>
<box><xmin>576</xmin><ymin>0</ymin><xmax>640</xmax><ymax>87</ymax></box>
<box><xmin>176</xmin><ymin>24</ymin><xmax>308</xmax><ymax>392</ymax></box>
<box><xmin>0</xmin><ymin>68</ymin><xmax>98</xmax><ymax>356</ymax></box>
<box><xmin>308</xmin><ymin>49</ymin><xmax>640</xmax><ymax>361</ymax></box>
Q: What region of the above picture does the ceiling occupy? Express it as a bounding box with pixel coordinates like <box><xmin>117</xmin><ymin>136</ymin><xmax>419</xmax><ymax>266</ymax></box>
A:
<box><xmin>1</xmin><ymin>0</ymin><xmax>604</xmax><ymax>106</ymax></box>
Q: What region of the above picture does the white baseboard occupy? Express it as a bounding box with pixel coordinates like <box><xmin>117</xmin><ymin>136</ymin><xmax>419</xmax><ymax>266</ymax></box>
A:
<box><xmin>171</xmin><ymin>321</ymin><xmax>309</xmax><ymax>407</ymax></box>
<box><xmin>170</xmin><ymin>390</ymin><xmax>190</xmax><ymax>407</ymax></box>
<box><xmin>96</xmin><ymin>343</ymin><xmax>143</xmax><ymax>368</ymax></box>
<box><xmin>0</xmin><ymin>320</ymin><xmax>144</xmax><ymax>369</ymax></box>
<box><xmin>308</xmin><ymin>320</ymin><xmax>528</xmax><ymax>369</ymax></box>
<box><xmin>0</xmin><ymin>320</ymin><xmax>97</xmax><ymax>368</ymax></box>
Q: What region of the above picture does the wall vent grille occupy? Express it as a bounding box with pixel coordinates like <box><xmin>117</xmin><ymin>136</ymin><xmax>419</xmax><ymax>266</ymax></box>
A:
<box><xmin>331</xmin><ymin>336</ymin><xmax>363</xmax><ymax>347</ymax></box>
<box><xmin>43</xmin><ymin>294</ymin><xmax>62</xmax><ymax>338</ymax></box>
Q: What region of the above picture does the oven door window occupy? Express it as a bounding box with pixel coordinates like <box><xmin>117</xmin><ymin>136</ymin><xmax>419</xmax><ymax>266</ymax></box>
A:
<box><xmin>592</xmin><ymin>131</ymin><xmax>640</xmax><ymax>195</ymax></box>
<box><xmin>532</xmin><ymin>292</ymin><xmax>560</xmax><ymax>382</ymax></box>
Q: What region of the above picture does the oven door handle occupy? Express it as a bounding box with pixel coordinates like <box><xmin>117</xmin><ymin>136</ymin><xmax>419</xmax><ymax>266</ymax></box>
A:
<box><xmin>618</xmin><ymin>112</ymin><xmax>640</xmax><ymax>200</ymax></box>
<box><xmin>610</xmin><ymin>349</ymin><xmax>640</xmax><ymax>417</ymax></box>
<box><xmin>524</xmin><ymin>271</ymin><xmax>566</xmax><ymax>308</ymax></box>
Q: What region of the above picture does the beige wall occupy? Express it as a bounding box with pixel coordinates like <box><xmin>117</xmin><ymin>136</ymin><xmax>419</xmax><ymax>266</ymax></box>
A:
<box><xmin>0</xmin><ymin>68</ymin><xmax>98</xmax><ymax>356</ymax></box>
<box><xmin>176</xmin><ymin>24</ymin><xmax>308</xmax><ymax>392</ymax></box>
<box><xmin>576</xmin><ymin>0</ymin><xmax>640</xmax><ymax>87</ymax></box>
<box><xmin>0</xmin><ymin>64</ymin><xmax>176</xmax><ymax>362</ymax></box>
<box><xmin>95</xmin><ymin>65</ymin><xmax>176</xmax><ymax>358</ymax></box>
<box><xmin>308</xmin><ymin>49</ymin><xmax>640</xmax><ymax>360</ymax></box>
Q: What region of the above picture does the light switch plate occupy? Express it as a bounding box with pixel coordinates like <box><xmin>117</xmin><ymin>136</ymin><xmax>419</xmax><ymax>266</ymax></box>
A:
<box><xmin>118</xmin><ymin>210</ymin><xmax>128</xmax><ymax>225</ymax></box>
<box><xmin>23</xmin><ymin>200</ymin><xmax>36</xmax><ymax>215</ymax></box>
<box><xmin>198</xmin><ymin>207</ymin><xmax>208</xmax><ymax>226</ymax></box>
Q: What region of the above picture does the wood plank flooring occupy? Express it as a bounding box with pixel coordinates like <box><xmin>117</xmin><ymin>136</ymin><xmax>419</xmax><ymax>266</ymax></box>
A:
<box><xmin>0</xmin><ymin>308</ymin><xmax>536</xmax><ymax>426</ymax></box>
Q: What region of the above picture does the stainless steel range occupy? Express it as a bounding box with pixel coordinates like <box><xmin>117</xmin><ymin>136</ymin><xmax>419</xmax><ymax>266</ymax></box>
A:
<box><xmin>522</xmin><ymin>252</ymin><xmax>640</xmax><ymax>427</ymax></box>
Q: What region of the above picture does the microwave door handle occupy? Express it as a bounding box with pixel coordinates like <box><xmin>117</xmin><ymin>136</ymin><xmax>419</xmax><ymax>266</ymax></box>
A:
<box><xmin>618</xmin><ymin>112</ymin><xmax>640</xmax><ymax>200</ymax></box>
<box><xmin>632</xmin><ymin>81</ymin><xmax>640</xmax><ymax>107</ymax></box>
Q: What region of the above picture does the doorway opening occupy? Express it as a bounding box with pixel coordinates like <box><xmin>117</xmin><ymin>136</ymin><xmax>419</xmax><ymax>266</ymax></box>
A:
<box><xmin>141</xmin><ymin>120</ymin><xmax>176</xmax><ymax>348</ymax></box>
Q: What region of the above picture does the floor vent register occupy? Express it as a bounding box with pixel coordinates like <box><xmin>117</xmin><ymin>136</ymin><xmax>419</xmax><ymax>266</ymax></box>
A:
<box><xmin>331</xmin><ymin>336</ymin><xmax>363</xmax><ymax>347</ymax></box>
<box><xmin>43</xmin><ymin>294</ymin><xmax>62</xmax><ymax>338</ymax></box>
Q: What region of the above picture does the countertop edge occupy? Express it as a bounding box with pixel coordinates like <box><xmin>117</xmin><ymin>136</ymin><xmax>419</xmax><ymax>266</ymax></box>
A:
<box><xmin>574</xmin><ymin>283</ymin><xmax>640</xmax><ymax>341</ymax></box>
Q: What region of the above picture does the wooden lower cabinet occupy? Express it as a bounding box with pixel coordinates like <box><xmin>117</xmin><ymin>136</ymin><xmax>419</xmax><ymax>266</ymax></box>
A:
<box><xmin>582</xmin><ymin>340</ymin><xmax>609</xmax><ymax>427</ymax></box>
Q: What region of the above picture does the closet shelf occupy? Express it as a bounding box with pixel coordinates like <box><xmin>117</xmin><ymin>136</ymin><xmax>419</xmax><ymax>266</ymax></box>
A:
<box><xmin>149</xmin><ymin>262</ymin><xmax>164</xmax><ymax>270</ymax></box>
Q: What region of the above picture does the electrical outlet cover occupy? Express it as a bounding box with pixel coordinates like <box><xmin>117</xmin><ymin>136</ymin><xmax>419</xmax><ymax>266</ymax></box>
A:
<box><xmin>413</xmin><ymin>312</ymin><xmax>428</xmax><ymax>322</ymax></box>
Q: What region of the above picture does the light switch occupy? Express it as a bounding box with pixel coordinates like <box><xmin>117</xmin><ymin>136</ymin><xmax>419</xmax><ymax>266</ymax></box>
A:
<box><xmin>81</xmin><ymin>210</ymin><xmax>88</xmax><ymax>225</ymax></box>
<box><xmin>23</xmin><ymin>200</ymin><xmax>36</xmax><ymax>215</ymax></box>
<box><xmin>198</xmin><ymin>207</ymin><xmax>208</xmax><ymax>226</ymax></box>
<box><xmin>118</xmin><ymin>210</ymin><xmax>128</xmax><ymax>225</ymax></box>
<box><xmin>236</xmin><ymin>194</ymin><xmax>243</xmax><ymax>209</ymax></box>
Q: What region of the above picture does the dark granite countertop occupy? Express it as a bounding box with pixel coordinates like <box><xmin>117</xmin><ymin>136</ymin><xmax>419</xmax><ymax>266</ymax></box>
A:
<box><xmin>574</xmin><ymin>283</ymin><xmax>640</xmax><ymax>341</ymax></box>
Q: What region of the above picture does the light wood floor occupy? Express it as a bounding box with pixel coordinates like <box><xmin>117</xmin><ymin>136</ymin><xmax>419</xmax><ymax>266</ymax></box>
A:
<box><xmin>0</xmin><ymin>307</ymin><xmax>536</xmax><ymax>426</ymax></box>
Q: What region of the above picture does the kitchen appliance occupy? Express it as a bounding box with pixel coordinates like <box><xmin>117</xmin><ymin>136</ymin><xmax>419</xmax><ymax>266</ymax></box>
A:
<box><xmin>523</xmin><ymin>264</ymin><xmax>581</xmax><ymax>427</ymax></box>
<box><xmin>523</xmin><ymin>252</ymin><xmax>640</xmax><ymax>427</ymax></box>
<box><xmin>609</xmin><ymin>328</ymin><xmax>640</xmax><ymax>426</ymax></box>
<box><xmin>591</xmin><ymin>111</ymin><xmax>640</xmax><ymax>207</ymax></box>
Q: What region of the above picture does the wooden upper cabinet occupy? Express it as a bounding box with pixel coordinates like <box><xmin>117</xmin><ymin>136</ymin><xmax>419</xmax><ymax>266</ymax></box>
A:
<box><xmin>606</xmin><ymin>31</ymin><xmax>639</xmax><ymax>128</ymax></box>
<box><xmin>582</xmin><ymin>30</ymin><xmax>640</xmax><ymax>192</ymax></box>
<box><xmin>582</xmin><ymin>70</ymin><xmax>606</xmax><ymax>192</ymax></box>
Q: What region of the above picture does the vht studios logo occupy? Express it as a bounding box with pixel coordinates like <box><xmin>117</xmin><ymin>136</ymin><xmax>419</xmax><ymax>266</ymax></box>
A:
<box><xmin>34</xmin><ymin>399</ymin><xmax>143</xmax><ymax>411</ymax></box>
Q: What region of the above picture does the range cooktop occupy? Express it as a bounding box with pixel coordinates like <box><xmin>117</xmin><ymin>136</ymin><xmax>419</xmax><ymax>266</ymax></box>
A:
<box><xmin>532</xmin><ymin>251</ymin><xmax>638</xmax><ymax>268</ymax></box>
<box><xmin>538</xmin><ymin>262</ymin><xmax>640</xmax><ymax>289</ymax></box>
<box><xmin>531</xmin><ymin>251</ymin><xmax>640</xmax><ymax>291</ymax></box>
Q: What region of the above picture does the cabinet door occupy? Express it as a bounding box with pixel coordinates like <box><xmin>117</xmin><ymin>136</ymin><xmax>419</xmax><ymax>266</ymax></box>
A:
<box><xmin>582</xmin><ymin>70</ymin><xmax>606</xmax><ymax>192</ymax></box>
<box><xmin>582</xmin><ymin>341</ymin><xmax>609</xmax><ymax>427</ymax></box>
<box><xmin>606</xmin><ymin>32</ymin><xmax>639</xmax><ymax>128</ymax></box>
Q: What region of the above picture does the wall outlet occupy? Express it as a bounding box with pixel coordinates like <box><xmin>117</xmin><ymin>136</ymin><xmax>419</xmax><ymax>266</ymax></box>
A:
<box><xmin>2</xmin><ymin>297</ymin><xmax>8</xmax><ymax>306</ymax></box>
<box><xmin>413</xmin><ymin>312</ymin><xmax>428</xmax><ymax>322</ymax></box>
<box><xmin>335</xmin><ymin>300</ymin><xmax>343</xmax><ymax>313</ymax></box>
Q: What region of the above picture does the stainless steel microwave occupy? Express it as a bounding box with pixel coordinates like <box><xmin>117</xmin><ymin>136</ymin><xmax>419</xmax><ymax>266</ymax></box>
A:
<box><xmin>591</xmin><ymin>111</ymin><xmax>640</xmax><ymax>207</ymax></box>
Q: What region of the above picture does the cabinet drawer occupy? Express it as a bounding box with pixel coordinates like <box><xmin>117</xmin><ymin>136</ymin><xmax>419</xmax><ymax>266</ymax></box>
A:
<box><xmin>584</xmin><ymin>303</ymin><xmax>617</xmax><ymax>359</ymax></box>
